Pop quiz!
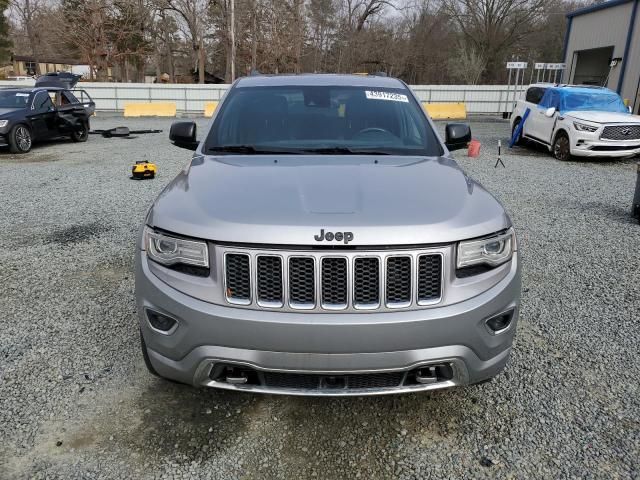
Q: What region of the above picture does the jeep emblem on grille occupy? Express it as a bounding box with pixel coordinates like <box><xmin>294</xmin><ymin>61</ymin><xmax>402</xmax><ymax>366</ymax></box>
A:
<box><xmin>314</xmin><ymin>229</ymin><xmax>354</xmax><ymax>244</ymax></box>
<box><xmin>621</xmin><ymin>128</ymin><xmax>631</xmax><ymax>135</ymax></box>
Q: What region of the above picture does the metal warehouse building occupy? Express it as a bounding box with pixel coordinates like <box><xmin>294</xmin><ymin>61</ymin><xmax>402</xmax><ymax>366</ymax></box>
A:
<box><xmin>563</xmin><ymin>0</ymin><xmax>640</xmax><ymax>113</ymax></box>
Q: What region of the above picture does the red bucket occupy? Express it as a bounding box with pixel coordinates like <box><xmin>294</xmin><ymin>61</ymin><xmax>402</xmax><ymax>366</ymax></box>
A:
<box><xmin>467</xmin><ymin>139</ymin><xmax>481</xmax><ymax>158</ymax></box>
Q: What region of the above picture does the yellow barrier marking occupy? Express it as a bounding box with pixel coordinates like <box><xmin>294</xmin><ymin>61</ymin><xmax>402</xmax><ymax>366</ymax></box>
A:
<box><xmin>422</xmin><ymin>102</ymin><xmax>467</xmax><ymax>120</ymax></box>
<box><xmin>204</xmin><ymin>101</ymin><xmax>219</xmax><ymax>117</ymax></box>
<box><xmin>124</xmin><ymin>102</ymin><xmax>177</xmax><ymax>117</ymax></box>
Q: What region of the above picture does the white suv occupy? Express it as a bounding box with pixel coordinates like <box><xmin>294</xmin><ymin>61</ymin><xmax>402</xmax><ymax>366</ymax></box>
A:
<box><xmin>511</xmin><ymin>84</ymin><xmax>640</xmax><ymax>161</ymax></box>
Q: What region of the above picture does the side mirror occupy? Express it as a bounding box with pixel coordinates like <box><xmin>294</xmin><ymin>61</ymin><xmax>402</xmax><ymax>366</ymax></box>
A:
<box><xmin>169</xmin><ymin>121</ymin><xmax>198</xmax><ymax>151</ymax></box>
<box><xmin>444</xmin><ymin>123</ymin><xmax>472</xmax><ymax>151</ymax></box>
<box><xmin>545</xmin><ymin>107</ymin><xmax>556</xmax><ymax>117</ymax></box>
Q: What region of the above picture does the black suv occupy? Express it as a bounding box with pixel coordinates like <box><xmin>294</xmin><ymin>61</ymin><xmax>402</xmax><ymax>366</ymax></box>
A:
<box><xmin>0</xmin><ymin>73</ymin><xmax>95</xmax><ymax>153</ymax></box>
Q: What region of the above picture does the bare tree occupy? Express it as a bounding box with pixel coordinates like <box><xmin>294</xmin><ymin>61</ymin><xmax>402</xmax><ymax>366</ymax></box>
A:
<box><xmin>149</xmin><ymin>7</ymin><xmax>181</xmax><ymax>80</ymax></box>
<box><xmin>5</xmin><ymin>0</ymin><xmax>581</xmax><ymax>84</ymax></box>
<box><xmin>160</xmin><ymin>0</ymin><xmax>208</xmax><ymax>83</ymax></box>
<box><xmin>0</xmin><ymin>0</ymin><xmax>11</xmax><ymax>64</ymax></box>
<box><xmin>308</xmin><ymin>0</ymin><xmax>338</xmax><ymax>72</ymax></box>
<box><xmin>9</xmin><ymin>0</ymin><xmax>45</xmax><ymax>74</ymax></box>
<box><xmin>443</xmin><ymin>0</ymin><xmax>550</xmax><ymax>82</ymax></box>
<box><xmin>449</xmin><ymin>44</ymin><xmax>486</xmax><ymax>84</ymax></box>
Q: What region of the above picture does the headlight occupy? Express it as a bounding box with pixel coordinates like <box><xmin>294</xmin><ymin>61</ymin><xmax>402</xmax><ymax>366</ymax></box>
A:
<box><xmin>573</xmin><ymin>122</ymin><xmax>598</xmax><ymax>132</ymax></box>
<box><xmin>144</xmin><ymin>227</ymin><xmax>209</xmax><ymax>267</ymax></box>
<box><xmin>457</xmin><ymin>228</ymin><xmax>515</xmax><ymax>269</ymax></box>
<box><xmin>0</xmin><ymin>120</ymin><xmax>8</xmax><ymax>128</ymax></box>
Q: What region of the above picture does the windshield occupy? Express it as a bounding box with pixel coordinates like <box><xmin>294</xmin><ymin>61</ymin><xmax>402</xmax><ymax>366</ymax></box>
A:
<box><xmin>205</xmin><ymin>85</ymin><xmax>442</xmax><ymax>156</ymax></box>
<box><xmin>561</xmin><ymin>90</ymin><xmax>629</xmax><ymax>113</ymax></box>
<box><xmin>0</xmin><ymin>90</ymin><xmax>31</xmax><ymax>108</ymax></box>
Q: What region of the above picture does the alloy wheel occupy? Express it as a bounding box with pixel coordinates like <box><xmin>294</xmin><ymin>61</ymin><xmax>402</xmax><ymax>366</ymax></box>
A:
<box><xmin>554</xmin><ymin>135</ymin><xmax>570</xmax><ymax>161</ymax></box>
<box><xmin>15</xmin><ymin>126</ymin><xmax>32</xmax><ymax>152</ymax></box>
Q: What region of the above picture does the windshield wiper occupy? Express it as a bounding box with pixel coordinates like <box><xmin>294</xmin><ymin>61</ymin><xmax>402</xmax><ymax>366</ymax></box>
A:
<box><xmin>299</xmin><ymin>147</ymin><xmax>392</xmax><ymax>155</ymax></box>
<box><xmin>208</xmin><ymin>145</ymin><xmax>396</xmax><ymax>155</ymax></box>
<box><xmin>207</xmin><ymin>145</ymin><xmax>303</xmax><ymax>154</ymax></box>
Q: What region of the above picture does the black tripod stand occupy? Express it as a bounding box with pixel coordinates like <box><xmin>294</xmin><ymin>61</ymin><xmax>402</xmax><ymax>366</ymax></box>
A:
<box><xmin>495</xmin><ymin>140</ymin><xmax>506</xmax><ymax>168</ymax></box>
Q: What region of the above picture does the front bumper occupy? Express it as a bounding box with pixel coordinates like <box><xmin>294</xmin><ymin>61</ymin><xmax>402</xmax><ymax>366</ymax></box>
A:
<box><xmin>571</xmin><ymin>136</ymin><xmax>640</xmax><ymax>158</ymax></box>
<box><xmin>136</xmin><ymin>251</ymin><xmax>521</xmax><ymax>395</ymax></box>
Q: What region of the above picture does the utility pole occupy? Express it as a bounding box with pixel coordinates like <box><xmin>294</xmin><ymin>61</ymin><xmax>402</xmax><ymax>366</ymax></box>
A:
<box><xmin>230</xmin><ymin>0</ymin><xmax>236</xmax><ymax>81</ymax></box>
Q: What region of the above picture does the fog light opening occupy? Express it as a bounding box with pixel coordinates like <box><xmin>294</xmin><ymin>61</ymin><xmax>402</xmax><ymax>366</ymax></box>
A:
<box><xmin>485</xmin><ymin>310</ymin><xmax>514</xmax><ymax>334</ymax></box>
<box><xmin>146</xmin><ymin>309</ymin><xmax>178</xmax><ymax>334</ymax></box>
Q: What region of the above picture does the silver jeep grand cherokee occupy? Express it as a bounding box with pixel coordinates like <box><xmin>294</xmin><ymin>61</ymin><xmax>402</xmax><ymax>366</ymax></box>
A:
<box><xmin>136</xmin><ymin>74</ymin><xmax>521</xmax><ymax>396</ymax></box>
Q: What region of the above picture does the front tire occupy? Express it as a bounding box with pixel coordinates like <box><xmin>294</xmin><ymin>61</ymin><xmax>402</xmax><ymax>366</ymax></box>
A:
<box><xmin>553</xmin><ymin>132</ymin><xmax>571</xmax><ymax>161</ymax></box>
<box><xmin>8</xmin><ymin>124</ymin><xmax>32</xmax><ymax>153</ymax></box>
<box><xmin>71</xmin><ymin>121</ymin><xmax>89</xmax><ymax>142</ymax></box>
<box><xmin>140</xmin><ymin>330</ymin><xmax>160</xmax><ymax>377</ymax></box>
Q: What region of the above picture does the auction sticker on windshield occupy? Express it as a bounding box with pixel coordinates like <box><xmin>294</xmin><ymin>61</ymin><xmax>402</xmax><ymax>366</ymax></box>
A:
<box><xmin>365</xmin><ymin>90</ymin><xmax>409</xmax><ymax>103</ymax></box>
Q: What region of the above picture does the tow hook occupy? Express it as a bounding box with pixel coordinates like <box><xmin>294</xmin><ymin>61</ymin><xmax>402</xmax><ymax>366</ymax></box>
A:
<box><xmin>225</xmin><ymin>374</ymin><xmax>248</xmax><ymax>385</ymax></box>
<box><xmin>224</xmin><ymin>367</ymin><xmax>248</xmax><ymax>384</ymax></box>
<box><xmin>415</xmin><ymin>366</ymin><xmax>439</xmax><ymax>384</ymax></box>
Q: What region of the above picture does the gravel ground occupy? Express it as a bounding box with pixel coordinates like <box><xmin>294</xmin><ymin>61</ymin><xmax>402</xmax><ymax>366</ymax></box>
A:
<box><xmin>1</xmin><ymin>117</ymin><xmax>639</xmax><ymax>479</ymax></box>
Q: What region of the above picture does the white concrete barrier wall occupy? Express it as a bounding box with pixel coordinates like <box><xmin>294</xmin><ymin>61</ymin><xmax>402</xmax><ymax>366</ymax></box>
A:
<box><xmin>0</xmin><ymin>80</ymin><xmax>526</xmax><ymax>115</ymax></box>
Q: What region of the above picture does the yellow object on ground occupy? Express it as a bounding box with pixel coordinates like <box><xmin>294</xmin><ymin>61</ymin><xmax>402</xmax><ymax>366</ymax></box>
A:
<box><xmin>204</xmin><ymin>101</ymin><xmax>219</xmax><ymax>117</ymax></box>
<box><xmin>124</xmin><ymin>102</ymin><xmax>177</xmax><ymax>117</ymax></box>
<box><xmin>131</xmin><ymin>161</ymin><xmax>157</xmax><ymax>180</ymax></box>
<box><xmin>423</xmin><ymin>102</ymin><xmax>467</xmax><ymax>120</ymax></box>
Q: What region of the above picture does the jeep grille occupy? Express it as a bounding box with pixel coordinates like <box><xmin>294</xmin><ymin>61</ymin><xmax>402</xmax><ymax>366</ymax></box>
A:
<box><xmin>222</xmin><ymin>247</ymin><xmax>443</xmax><ymax>312</ymax></box>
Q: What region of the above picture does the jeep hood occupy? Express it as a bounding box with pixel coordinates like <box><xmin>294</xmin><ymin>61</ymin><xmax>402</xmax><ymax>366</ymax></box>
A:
<box><xmin>148</xmin><ymin>155</ymin><xmax>511</xmax><ymax>246</ymax></box>
<box><xmin>566</xmin><ymin>111</ymin><xmax>640</xmax><ymax>124</ymax></box>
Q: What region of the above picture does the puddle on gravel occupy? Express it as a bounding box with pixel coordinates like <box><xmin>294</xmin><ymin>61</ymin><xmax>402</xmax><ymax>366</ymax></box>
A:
<box><xmin>270</xmin><ymin>390</ymin><xmax>474</xmax><ymax>478</ymax></box>
<box><xmin>5</xmin><ymin>376</ymin><xmax>262</xmax><ymax>477</ymax></box>
<box><xmin>46</xmin><ymin>222</ymin><xmax>110</xmax><ymax>245</ymax></box>
<box><xmin>0</xmin><ymin>152</ymin><xmax>63</xmax><ymax>163</ymax></box>
<box><xmin>6</xmin><ymin>369</ymin><xmax>509</xmax><ymax>479</ymax></box>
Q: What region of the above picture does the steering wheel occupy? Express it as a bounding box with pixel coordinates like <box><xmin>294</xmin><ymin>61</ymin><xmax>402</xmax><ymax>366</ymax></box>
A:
<box><xmin>355</xmin><ymin>127</ymin><xmax>393</xmax><ymax>137</ymax></box>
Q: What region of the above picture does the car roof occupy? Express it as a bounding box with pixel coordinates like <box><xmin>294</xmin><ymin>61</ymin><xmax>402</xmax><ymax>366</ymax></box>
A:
<box><xmin>528</xmin><ymin>83</ymin><xmax>612</xmax><ymax>93</ymax></box>
<box><xmin>0</xmin><ymin>88</ymin><xmax>32</xmax><ymax>94</ymax></box>
<box><xmin>235</xmin><ymin>73</ymin><xmax>406</xmax><ymax>89</ymax></box>
<box><xmin>0</xmin><ymin>86</ymin><xmax>66</xmax><ymax>93</ymax></box>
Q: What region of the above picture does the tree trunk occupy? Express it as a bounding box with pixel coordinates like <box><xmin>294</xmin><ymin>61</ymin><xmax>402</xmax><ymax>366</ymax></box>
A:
<box><xmin>155</xmin><ymin>52</ymin><xmax>162</xmax><ymax>82</ymax></box>
<box><xmin>251</xmin><ymin>1</ymin><xmax>257</xmax><ymax>71</ymax></box>
<box><xmin>291</xmin><ymin>0</ymin><xmax>302</xmax><ymax>73</ymax></box>
<box><xmin>230</xmin><ymin>0</ymin><xmax>236</xmax><ymax>81</ymax></box>
<box><xmin>198</xmin><ymin>39</ymin><xmax>205</xmax><ymax>84</ymax></box>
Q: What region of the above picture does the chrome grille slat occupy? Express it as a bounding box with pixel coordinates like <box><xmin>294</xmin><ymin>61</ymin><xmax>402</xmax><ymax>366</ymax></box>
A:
<box><xmin>417</xmin><ymin>254</ymin><xmax>443</xmax><ymax>305</ymax></box>
<box><xmin>221</xmin><ymin>247</ymin><xmax>444</xmax><ymax>312</ymax></box>
<box><xmin>321</xmin><ymin>257</ymin><xmax>348</xmax><ymax>309</ymax></box>
<box><xmin>256</xmin><ymin>255</ymin><xmax>283</xmax><ymax>307</ymax></box>
<box><xmin>224</xmin><ymin>253</ymin><xmax>251</xmax><ymax>305</ymax></box>
<box><xmin>386</xmin><ymin>256</ymin><xmax>412</xmax><ymax>308</ymax></box>
<box><xmin>289</xmin><ymin>257</ymin><xmax>316</xmax><ymax>309</ymax></box>
<box><xmin>353</xmin><ymin>257</ymin><xmax>380</xmax><ymax>309</ymax></box>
